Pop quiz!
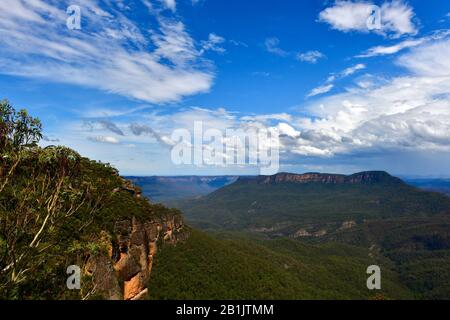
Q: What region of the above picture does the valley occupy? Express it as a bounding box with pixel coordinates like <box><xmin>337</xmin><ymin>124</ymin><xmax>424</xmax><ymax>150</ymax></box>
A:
<box><xmin>130</xmin><ymin>172</ymin><xmax>450</xmax><ymax>299</ymax></box>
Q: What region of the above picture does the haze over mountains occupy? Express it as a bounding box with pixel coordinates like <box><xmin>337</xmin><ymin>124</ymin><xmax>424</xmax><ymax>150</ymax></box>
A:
<box><xmin>405</xmin><ymin>178</ymin><xmax>450</xmax><ymax>196</ymax></box>
<box><xmin>129</xmin><ymin>174</ymin><xmax>450</xmax><ymax>206</ymax></box>
<box><xmin>126</xmin><ymin>176</ymin><xmax>237</xmax><ymax>204</ymax></box>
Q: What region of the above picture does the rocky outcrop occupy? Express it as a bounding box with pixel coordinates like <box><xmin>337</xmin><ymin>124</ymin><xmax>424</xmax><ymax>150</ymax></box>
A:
<box><xmin>339</xmin><ymin>220</ymin><xmax>357</xmax><ymax>230</ymax></box>
<box><xmin>84</xmin><ymin>214</ymin><xmax>187</xmax><ymax>300</ymax></box>
<box><xmin>293</xmin><ymin>229</ymin><xmax>311</xmax><ymax>237</ymax></box>
<box><xmin>292</xmin><ymin>228</ymin><xmax>327</xmax><ymax>238</ymax></box>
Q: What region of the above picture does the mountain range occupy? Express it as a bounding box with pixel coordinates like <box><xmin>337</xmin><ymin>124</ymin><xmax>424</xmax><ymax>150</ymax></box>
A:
<box><xmin>175</xmin><ymin>171</ymin><xmax>450</xmax><ymax>234</ymax></box>
<box><xmin>153</xmin><ymin>171</ymin><xmax>450</xmax><ymax>299</ymax></box>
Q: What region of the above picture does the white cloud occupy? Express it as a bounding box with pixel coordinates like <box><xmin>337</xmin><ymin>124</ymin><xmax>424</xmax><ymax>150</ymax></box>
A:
<box><xmin>240</xmin><ymin>113</ymin><xmax>292</xmax><ymax>122</ymax></box>
<box><xmin>160</xmin><ymin>0</ymin><xmax>176</xmax><ymax>12</ymax></box>
<box><xmin>396</xmin><ymin>38</ymin><xmax>450</xmax><ymax>76</ymax></box>
<box><xmin>265</xmin><ymin>37</ymin><xmax>288</xmax><ymax>56</ymax></box>
<box><xmin>357</xmin><ymin>30</ymin><xmax>450</xmax><ymax>58</ymax></box>
<box><xmin>87</xmin><ymin>136</ymin><xmax>120</xmax><ymax>144</ymax></box>
<box><xmin>307</xmin><ymin>84</ymin><xmax>334</xmax><ymax>97</ymax></box>
<box><xmin>201</xmin><ymin>33</ymin><xmax>226</xmax><ymax>54</ymax></box>
<box><xmin>291</xmin><ymin>38</ymin><xmax>450</xmax><ymax>156</ymax></box>
<box><xmin>319</xmin><ymin>0</ymin><xmax>418</xmax><ymax>38</ymax></box>
<box><xmin>341</xmin><ymin>63</ymin><xmax>366</xmax><ymax>76</ymax></box>
<box><xmin>0</xmin><ymin>0</ymin><xmax>214</xmax><ymax>103</ymax></box>
<box><xmin>297</xmin><ymin>50</ymin><xmax>326</xmax><ymax>63</ymax></box>
<box><xmin>358</xmin><ymin>38</ymin><xmax>425</xmax><ymax>57</ymax></box>
<box><xmin>142</xmin><ymin>38</ymin><xmax>449</xmax><ymax>160</ymax></box>
<box><xmin>308</xmin><ymin>64</ymin><xmax>365</xmax><ymax>98</ymax></box>
<box><xmin>53</xmin><ymin>35</ymin><xmax>450</xmax><ymax>173</ymax></box>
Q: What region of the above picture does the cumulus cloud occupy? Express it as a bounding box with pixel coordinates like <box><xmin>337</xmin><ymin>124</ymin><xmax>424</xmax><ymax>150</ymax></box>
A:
<box><xmin>142</xmin><ymin>38</ymin><xmax>450</xmax><ymax>160</ymax></box>
<box><xmin>291</xmin><ymin>39</ymin><xmax>450</xmax><ymax>156</ymax></box>
<box><xmin>297</xmin><ymin>50</ymin><xmax>326</xmax><ymax>63</ymax></box>
<box><xmin>318</xmin><ymin>0</ymin><xmax>418</xmax><ymax>38</ymax></box>
<box><xmin>0</xmin><ymin>0</ymin><xmax>214</xmax><ymax>103</ymax></box>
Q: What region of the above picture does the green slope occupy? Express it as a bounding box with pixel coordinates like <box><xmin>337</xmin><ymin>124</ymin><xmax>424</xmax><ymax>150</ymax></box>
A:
<box><xmin>148</xmin><ymin>229</ymin><xmax>412</xmax><ymax>300</ymax></box>
<box><xmin>176</xmin><ymin>172</ymin><xmax>450</xmax><ymax>234</ymax></box>
<box><xmin>316</xmin><ymin>215</ymin><xmax>450</xmax><ymax>299</ymax></box>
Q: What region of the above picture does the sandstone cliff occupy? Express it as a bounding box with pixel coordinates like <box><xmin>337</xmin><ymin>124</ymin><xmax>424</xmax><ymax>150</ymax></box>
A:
<box><xmin>82</xmin><ymin>178</ymin><xmax>188</xmax><ymax>300</ymax></box>
<box><xmin>85</xmin><ymin>214</ymin><xmax>187</xmax><ymax>300</ymax></box>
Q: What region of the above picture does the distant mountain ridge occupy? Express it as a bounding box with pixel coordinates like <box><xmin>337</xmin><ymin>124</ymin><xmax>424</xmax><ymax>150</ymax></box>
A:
<box><xmin>238</xmin><ymin>171</ymin><xmax>403</xmax><ymax>185</ymax></box>
<box><xmin>125</xmin><ymin>176</ymin><xmax>238</xmax><ymax>204</ymax></box>
<box><xmin>176</xmin><ymin>171</ymin><xmax>450</xmax><ymax>232</ymax></box>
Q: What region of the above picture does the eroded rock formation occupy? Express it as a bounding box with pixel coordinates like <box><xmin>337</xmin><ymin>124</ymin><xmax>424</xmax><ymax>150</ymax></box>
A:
<box><xmin>85</xmin><ymin>215</ymin><xmax>187</xmax><ymax>300</ymax></box>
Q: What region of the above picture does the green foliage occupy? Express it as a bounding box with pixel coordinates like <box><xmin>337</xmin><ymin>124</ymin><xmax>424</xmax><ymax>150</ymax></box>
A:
<box><xmin>177</xmin><ymin>177</ymin><xmax>450</xmax><ymax>233</ymax></box>
<box><xmin>319</xmin><ymin>215</ymin><xmax>450</xmax><ymax>299</ymax></box>
<box><xmin>0</xmin><ymin>101</ymin><xmax>180</xmax><ymax>299</ymax></box>
<box><xmin>0</xmin><ymin>99</ymin><xmax>42</xmax><ymax>151</ymax></box>
<box><xmin>174</xmin><ymin>175</ymin><xmax>450</xmax><ymax>300</ymax></box>
<box><xmin>148</xmin><ymin>229</ymin><xmax>411</xmax><ymax>300</ymax></box>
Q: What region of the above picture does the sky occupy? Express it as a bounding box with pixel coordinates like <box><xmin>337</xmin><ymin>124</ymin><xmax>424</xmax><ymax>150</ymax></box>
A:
<box><xmin>1</xmin><ymin>0</ymin><xmax>450</xmax><ymax>176</ymax></box>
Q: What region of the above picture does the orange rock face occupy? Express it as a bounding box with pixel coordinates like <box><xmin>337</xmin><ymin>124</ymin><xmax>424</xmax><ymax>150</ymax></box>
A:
<box><xmin>85</xmin><ymin>214</ymin><xmax>187</xmax><ymax>300</ymax></box>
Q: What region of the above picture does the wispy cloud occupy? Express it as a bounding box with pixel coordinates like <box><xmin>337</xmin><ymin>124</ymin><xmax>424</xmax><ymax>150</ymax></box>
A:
<box><xmin>307</xmin><ymin>84</ymin><xmax>334</xmax><ymax>98</ymax></box>
<box><xmin>201</xmin><ymin>33</ymin><xmax>226</xmax><ymax>54</ymax></box>
<box><xmin>52</xmin><ymin>36</ymin><xmax>450</xmax><ymax>174</ymax></box>
<box><xmin>129</xmin><ymin>123</ymin><xmax>175</xmax><ymax>146</ymax></box>
<box><xmin>308</xmin><ymin>64</ymin><xmax>366</xmax><ymax>98</ymax></box>
<box><xmin>341</xmin><ymin>63</ymin><xmax>366</xmax><ymax>77</ymax></box>
<box><xmin>265</xmin><ymin>37</ymin><xmax>288</xmax><ymax>56</ymax></box>
<box><xmin>0</xmin><ymin>0</ymin><xmax>214</xmax><ymax>103</ymax></box>
<box><xmin>87</xmin><ymin>135</ymin><xmax>120</xmax><ymax>144</ymax></box>
<box><xmin>356</xmin><ymin>30</ymin><xmax>450</xmax><ymax>58</ymax></box>
<box><xmin>97</xmin><ymin>120</ymin><xmax>125</xmax><ymax>136</ymax></box>
<box><xmin>158</xmin><ymin>0</ymin><xmax>176</xmax><ymax>12</ymax></box>
<box><xmin>297</xmin><ymin>50</ymin><xmax>326</xmax><ymax>64</ymax></box>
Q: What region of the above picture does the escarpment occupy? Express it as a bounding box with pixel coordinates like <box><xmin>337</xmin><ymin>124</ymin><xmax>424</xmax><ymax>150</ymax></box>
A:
<box><xmin>238</xmin><ymin>171</ymin><xmax>403</xmax><ymax>185</ymax></box>
<box><xmin>85</xmin><ymin>214</ymin><xmax>188</xmax><ymax>300</ymax></box>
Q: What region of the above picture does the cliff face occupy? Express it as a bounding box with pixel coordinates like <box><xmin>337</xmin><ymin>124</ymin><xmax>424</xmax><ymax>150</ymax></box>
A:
<box><xmin>83</xmin><ymin>177</ymin><xmax>188</xmax><ymax>300</ymax></box>
<box><xmin>240</xmin><ymin>171</ymin><xmax>403</xmax><ymax>185</ymax></box>
<box><xmin>85</xmin><ymin>214</ymin><xmax>187</xmax><ymax>300</ymax></box>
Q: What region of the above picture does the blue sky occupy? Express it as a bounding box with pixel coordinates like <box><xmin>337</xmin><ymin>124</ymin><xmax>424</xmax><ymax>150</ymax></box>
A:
<box><xmin>1</xmin><ymin>0</ymin><xmax>450</xmax><ymax>176</ymax></box>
